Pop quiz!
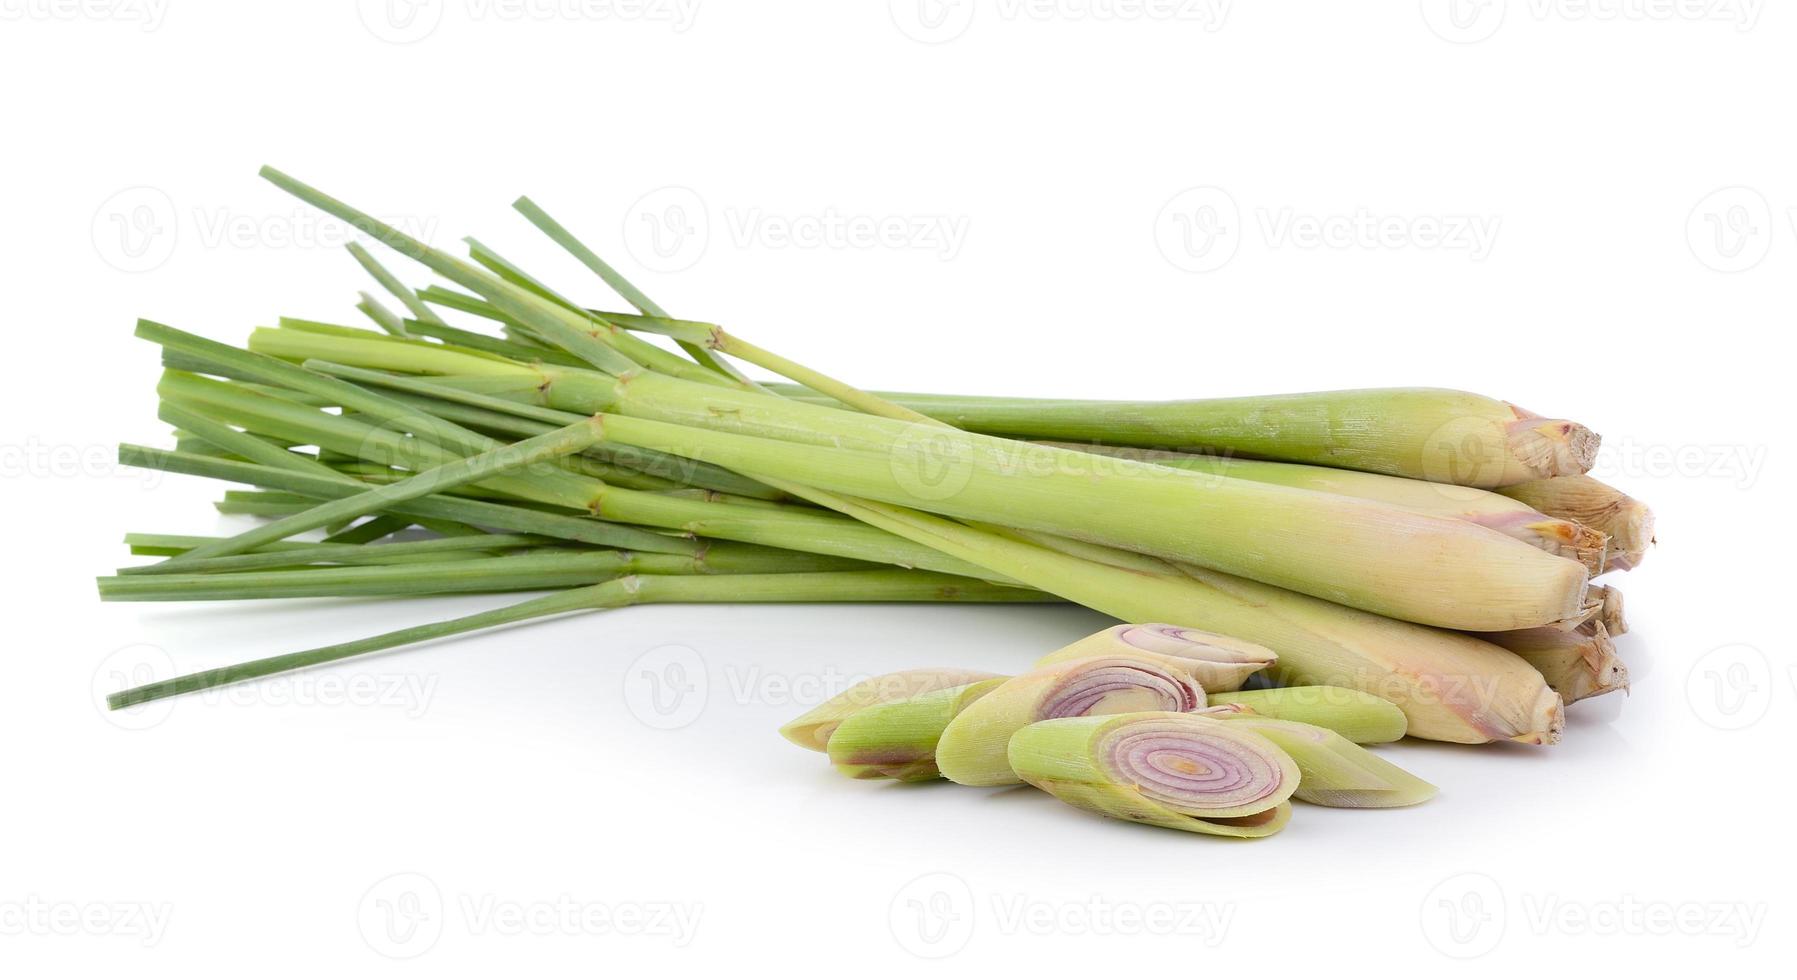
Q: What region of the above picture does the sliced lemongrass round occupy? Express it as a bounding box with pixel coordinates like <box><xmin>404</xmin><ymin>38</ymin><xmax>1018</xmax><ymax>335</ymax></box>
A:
<box><xmin>1007</xmin><ymin>712</ymin><xmax>1298</xmax><ymax>837</ymax></box>
<box><xmin>936</xmin><ymin>653</ymin><xmax>1205</xmax><ymax>787</ymax></box>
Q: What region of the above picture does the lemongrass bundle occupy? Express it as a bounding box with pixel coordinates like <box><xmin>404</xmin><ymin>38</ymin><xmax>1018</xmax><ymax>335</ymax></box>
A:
<box><xmin>1007</xmin><ymin>712</ymin><xmax>1299</xmax><ymax>837</ymax></box>
<box><xmin>263</xmin><ymin>329</ymin><xmax>1594</xmax><ymax>632</ymax></box>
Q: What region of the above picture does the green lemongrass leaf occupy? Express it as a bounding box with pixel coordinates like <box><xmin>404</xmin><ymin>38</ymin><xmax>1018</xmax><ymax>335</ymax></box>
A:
<box><xmin>108</xmin><ymin>571</ymin><xmax>1049</xmax><ymax>710</ymax></box>
<box><xmin>119</xmin><ymin>533</ymin><xmax>545</xmax><ymax>576</ymax></box>
<box><xmin>1206</xmin><ymin>687</ymin><xmax>1409</xmax><ymax>744</ymax></box>
<box><xmin>1007</xmin><ymin>712</ymin><xmax>1298</xmax><ymax>838</ymax></box>
<box><xmin>347</xmin><ymin>241</ymin><xmax>443</xmax><ymax>328</ymax></box>
<box><xmin>825</xmin><ymin>678</ymin><xmax>1008</xmax><ymax>781</ymax></box>
<box><xmin>510</xmin><ymin>195</ymin><xmax>752</xmax><ymax>385</ymax></box>
<box><xmin>354</xmin><ymin>292</ymin><xmax>408</xmax><ymax>335</ymax></box>
<box><xmin>1034</xmin><ymin>623</ymin><xmax>1275</xmax><ymax>693</ymax></box>
<box><xmin>100</xmin><ymin>547</ymin><xmax>876</xmax><ymax>601</ymax></box>
<box><xmin>936</xmin><ymin>653</ymin><xmax>1206</xmax><ymax>787</ymax></box>
<box><xmin>780</xmin><ymin>669</ymin><xmax>1005</xmax><ymax>752</ymax></box>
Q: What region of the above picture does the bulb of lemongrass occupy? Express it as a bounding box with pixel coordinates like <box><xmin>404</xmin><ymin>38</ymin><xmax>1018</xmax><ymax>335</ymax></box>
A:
<box><xmin>779</xmin><ymin>669</ymin><xmax>1001</xmax><ymax>752</ymax></box>
<box><xmin>936</xmin><ymin>652</ymin><xmax>1206</xmax><ymax>786</ymax></box>
<box><xmin>824</xmin><ymin>678</ymin><xmax>1007</xmax><ymax>781</ymax></box>
<box><xmin>1204</xmin><ymin>686</ymin><xmax>1408</xmax><ymax>744</ymax></box>
<box><xmin>1482</xmin><ymin>622</ymin><xmax>1627</xmax><ymax>704</ymax></box>
<box><xmin>1497</xmin><ymin>475</ymin><xmax>1654</xmax><ymax>571</ymax></box>
<box><xmin>1047</xmin><ymin>445</ymin><xmax>1608</xmax><ymax>575</ymax></box>
<box><xmin>1196</xmin><ymin>708</ymin><xmax>1436</xmax><ymax>808</ymax></box>
<box><xmin>1031</xmin><ymin>623</ymin><xmax>1274</xmax><ymax>692</ymax></box>
<box><xmin>1589</xmin><ymin>584</ymin><xmax>1627</xmax><ymax>636</ymax></box>
<box><xmin>1007</xmin><ymin>712</ymin><xmax>1299</xmax><ymax>838</ymax></box>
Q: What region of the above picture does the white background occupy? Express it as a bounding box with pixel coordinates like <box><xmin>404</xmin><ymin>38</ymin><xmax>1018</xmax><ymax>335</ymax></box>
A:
<box><xmin>1</xmin><ymin>0</ymin><xmax>1789</xmax><ymax>974</ymax></box>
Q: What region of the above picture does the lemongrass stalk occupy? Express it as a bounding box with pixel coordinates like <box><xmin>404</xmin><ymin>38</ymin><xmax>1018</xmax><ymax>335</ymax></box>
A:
<box><xmin>1032</xmin><ymin>624</ymin><xmax>1275</xmax><ymax>693</ymax></box>
<box><xmin>824</xmin><ymin>678</ymin><xmax>1009</xmax><ymax>780</ymax></box>
<box><xmin>779</xmin><ymin>669</ymin><xmax>1005</xmax><ymax>751</ymax></box>
<box><xmin>1483</xmin><ymin>622</ymin><xmax>1627</xmax><ymax>704</ymax></box>
<box><xmin>159</xmin><ymin>416</ymin><xmax>611</xmax><ymax>566</ymax></box>
<box><xmin>1050</xmin><ymin>444</ymin><xmax>1608</xmax><ymax>574</ymax></box>
<box><xmin>1204</xmin><ymin>687</ymin><xmax>1408</xmax><ymax>744</ymax></box>
<box><xmin>119</xmin><ymin>533</ymin><xmax>543</xmax><ymax>575</ymax></box>
<box><xmin>936</xmin><ymin>653</ymin><xmax>1207</xmax><ymax>786</ymax></box>
<box><xmin>577</xmin><ymin>409</ymin><xmax>1594</xmax><ymax>631</ymax></box>
<box><xmin>771</xmin><ymin>386</ymin><xmax>1599</xmax><ymax>489</ymax></box>
<box><xmin>1007</xmin><ymin>712</ymin><xmax>1298</xmax><ymax>838</ymax></box>
<box><xmin>100</xmin><ymin>547</ymin><xmax>874</xmax><ymax>601</ymax></box>
<box><xmin>1497</xmin><ymin>475</ymin><xmax>1655</xmax><ymax>571</ymax></box>
<box><xmin>109</xmin><ymin>571</ymin><xmax>1046</xmax><ymax>709</ymax></box>
<box><xmin>774</xmin><ymin>492</ymin><xmax>1561</xmax><ymax>743</ymax></box>
<box><xmin>347</xmin><ymin>241</ymin><xmax>443</xmax><ymax>328</ymax></box>
<box><xmin>1200</xmin><ymin>711</ymin><xmax>1436</xmax><ymax>807</ymax></box>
